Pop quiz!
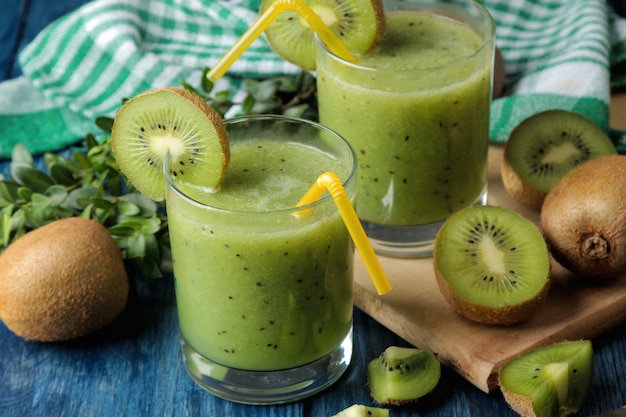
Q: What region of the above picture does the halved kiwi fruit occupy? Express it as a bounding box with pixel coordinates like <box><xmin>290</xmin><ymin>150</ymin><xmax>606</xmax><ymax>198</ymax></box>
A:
<box><xmin>501</xmin><ymin>110</ymin><xmax>617</xmax><ymax>210</ymax></box>
<box><xmin>434</xmin><ymin>205</ymin><xmax>551</xmax><ymax>325</ymax></box>
<box><xmin>332</xmin><ymin>404</ymin><xmax>389</xmax><ymax>417</ymax></box>
<box><xmin>367</xmin><ymin>346</ymin><xmax>440</xmax><ymax>405</ymax></box>
<box><xmin>499</xmin><ymin>340</ymin><xmax>593</xmax><ymax>417</ymax></box>
<box><xmin>260</xmin><ymin>0</ymin><xmax>385</xmax><ymax>70</ymax></box>
<box><xmin>111</xmin><ymin>87</ymin><xmax>230</xmax><ymax>201</ymax></box>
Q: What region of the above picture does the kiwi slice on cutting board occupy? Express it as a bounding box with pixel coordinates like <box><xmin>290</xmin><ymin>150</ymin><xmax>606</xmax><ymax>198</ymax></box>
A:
<box><xmin>332</xmin><ymin>404</ymin><xmax>389</xmax><ymax>417</ymax></box>
<box><xmin>367</xmin><ymin>346</ymin><xmax>441</xmax><ymax>405</ymax></box>
<box><xmin>499</xmin><ymin>340</ymin><xmax>593</xmax><ymax>417</ymax></box>
<box><xmin>434</xmin><ymin>205</ymin><xmax>551</xmax><ymax>325</ymax></box>
<box><xmin>501</xmin><ymin>110</ymin><xmax>617</xmax><ymax>210</ymax></box>
<box><xmin>260</xmin><ymin>0</ymin><xmax>385</xmax><ymax>70</ymax></box>
<box><xmin>111</xmin><ymin>87</ymin><xmax>230</xmax><ymax>201</ymax></box>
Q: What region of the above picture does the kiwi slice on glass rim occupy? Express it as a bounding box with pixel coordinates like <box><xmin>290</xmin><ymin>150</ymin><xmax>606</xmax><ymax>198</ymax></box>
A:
<box><xmin>434</xmin><ymin>205</ymin><xmax>551</xmax><ymax>326</ymax></box>
<box><xmin>501</xmin><ymin>110</ymin><xmax>617</xmax><ymax>211</ymax></box>
<box><xmin>499</xmin><ymin>340</ymin><xmax>593</xmax><ymax>417</ymax></box>
<box><xmin>111</xmin><ymin>87</ymin><xmax>230</xmax><ymax>201</ymax></box>
<box><xmin>260</xmin><ymin>0</ymin><xmax>385</xmax><ymax>70</ymax></box>
<box><xmin>367</xmin><ymin>346</ymin><xmax>440</xmax><ymax>405</ymax></box>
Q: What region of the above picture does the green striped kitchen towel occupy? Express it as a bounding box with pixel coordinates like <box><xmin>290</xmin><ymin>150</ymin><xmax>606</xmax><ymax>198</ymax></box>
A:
<box><xmin>0</xmin><ymin>0</ymin><xmax>625</xmax><ymax>159</ymax></box>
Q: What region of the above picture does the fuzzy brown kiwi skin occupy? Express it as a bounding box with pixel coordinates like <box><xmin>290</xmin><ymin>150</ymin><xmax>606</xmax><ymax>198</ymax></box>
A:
<box><xmin>499</xmin><ymin>388</ymin><xmax>536</xmax><ymax>417</ymax></box>
<box><xmin>433</xmin><ymin>257</ymin><xmax>551</xmax><ymax>326</ymax></box>
<box><xmin>0</xmin><ymin>218</ymin><xmax>129</xmax><ymax>342</ymax></box>
<box><xmin>541</xmin><ymin>155</ymin><xmax>626</xmax><ymax>279</ymax></box>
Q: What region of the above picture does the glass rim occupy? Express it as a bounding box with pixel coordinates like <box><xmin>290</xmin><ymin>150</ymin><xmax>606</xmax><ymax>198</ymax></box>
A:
<box><xmin>163</xmin><ymin>114</ymin><xmax>358</xmax><ymax>215</ymax></box>
<box><xmin>316</xmin><ymin>0</ymin><xmax>495</xmax><ymax>73</ymax></box>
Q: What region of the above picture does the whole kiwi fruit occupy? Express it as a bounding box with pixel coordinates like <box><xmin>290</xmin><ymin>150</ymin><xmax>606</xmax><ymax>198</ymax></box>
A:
<box><xmin>541</xmin><ymin>154</ymin><xmax>626</xmax><ymax>279</ymax></box>
<box><xmin>0</xmin><ymin>217</ymin><xmax>129</xmax><ymax>341</ymax></box>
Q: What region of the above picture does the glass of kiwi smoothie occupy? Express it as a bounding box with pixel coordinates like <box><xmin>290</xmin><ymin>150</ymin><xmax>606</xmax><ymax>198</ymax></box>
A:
<box><xmin>316</xmin><ymin>0</ymin><xmax>495</xmax><ymax>257</ymax></box>
<box><xmin>164</xmin><ymin>115</ymin><xmax>357</xmax><ymax>404</ymax></box>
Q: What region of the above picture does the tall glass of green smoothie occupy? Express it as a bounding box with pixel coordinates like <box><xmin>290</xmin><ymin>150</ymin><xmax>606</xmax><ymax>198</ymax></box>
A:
<box><xmin>164</xmin><ymin>115</ymin><xmax>357</xmax><ymax>404</ymax></box>
<box><xmin>316</xmin><ymin>0</ymin><xmax>495</xmax><ymax>257</ymax></box>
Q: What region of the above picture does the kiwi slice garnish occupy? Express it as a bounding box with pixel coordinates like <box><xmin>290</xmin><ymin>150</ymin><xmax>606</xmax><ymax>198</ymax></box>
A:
<box><xmin>260</xmin><ymin>0</ymin><xmax>385</xmax><ymax>70</ymax></box>
<box><xmin>433</xmin><ymin>205</ymin><xmax>551</xmax><ymax>325</ymax></box>
<box><xmin>332</xmin><ymin>404</ymin><xmax>389</xmax><ymax>417</ymax></box>
<box><xmin>501</xmin><ymin>110</ymin><xmax>617</xmax><ymax>210</ymax></box>
<box><xmin>111</xmin><ymin>87</ymin><xmax>230</xmax><ymax>201</ymax></box>
<box><xmin>367</xmin><ymin>346</ymin><xmax>441</xmax><ymax>405</ymax></box>
<box><xmin>499</xmin><ymin>340</ymin><xmax>593</xmax><ymax>417</ymax></box>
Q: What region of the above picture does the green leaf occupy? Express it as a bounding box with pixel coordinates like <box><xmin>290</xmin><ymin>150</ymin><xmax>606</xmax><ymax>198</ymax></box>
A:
<box><xmin>85</xmin><ymin>133</ymin><xmax>99</xmax><ymax>149</ymax></box>
<box><xmin>117</xmin><ymin>200</ymin><xmax>141</xmax><ymax>216</ymax></box>
<box><xmin>11</xmin><ymin>143</ymin><xmax>34</xmax><ymax>166</ymax></box>
<box><xmin>119</xmin><ymin>192</ymin><xmax>158</xmax><ymax>216</ymax></box>
<box><xmin>108</xmin><ymin>224</ymin><xmax>138</xmax><ymax>237</ymax></box>
<box><xmin>44</xmin><ymin>185</ymin><xmax>69</xmax><ymax>207</ymax></box>
<box><xmin>12</xmin><ymin>166</ymin><xmax>55</xmax><ymax>193</ymax></box>
<box><xmin>125</xmin><ymin>232</ymin><xmax>146</xmax><ymax>259</ymax></box>
<box><xmin>213</xmin><ymin>90</ymin><xmax>231</xmax><ymax>104</ymax></box>
<box><xmin>95</xmin><ymin>116</ymin><xmax>114</xmax><ymax>133</ymax></box>
<box><xmin>1</xmin><ymin>210</ymin><xmax>12</xmax><ymax>247</ymax></box>
<box><xmin>72</xmin><ymin>151</ymin><xmax>93</xmax><ymax>169</ymax></box>
<box><xmin>241</xmin><ymin>95</ymin><xmax>255</xmax><ymax>114</ymax></box>
<box><xmin>48</xmin><ymin>162</ymin><xmax>77</xmax><ymax>186</ymax></box>
<box><xmin>67</xmin><ymin>186</ymin><xmax>99</xmax><ymax>210</ymax></box>
<box><xmin>91</xmin><ymin>197</ymin><xmax>115</xmax><ymax>210</ymax></box>
<box><xmin>17</xmin><ymin>187</ymin><xmax>32</xmax><ymax>201</ymax></box>
<box><xmin>201</xmin><ymin>68</ymin><xmax>215</xmax><ymax>93</ymax></box>
<box><xmin>0</xmin><ymin>181</ymin><xmax>19</xmax><ymax>203</ymax></box>
<box><xmin>283</xmin><ymin>103</ymin><xmax>310</xmax><ymax>118</ymax></box>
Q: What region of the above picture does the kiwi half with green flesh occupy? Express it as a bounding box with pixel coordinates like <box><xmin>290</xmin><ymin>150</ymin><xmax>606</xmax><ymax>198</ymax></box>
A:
<box><xmin>499</xmin><ymin>340</ymin><xmax>593</xmax><ymax>417</ymax></box>
<box><xmin>541</xmin><ymin>155</ymin><xmax>626</xmax><ymax>279</ymax></box>
<box><xmin>332</xmin><ymin>404</ymin><xmax>389</xmax><ymax>417</ymax></box>
<box><xmin>111</xmin><ymin>87</ymin><xmax>230</xmax><ymax>201</ymax></box>
<box><xmin>260</xmin><ymin>0</ymin><xmax>385</xmax><ymax>70</ymax></box>
<box><xmin>434</xmin><ymin>205</ymin><xmax>551</xmax><ymax>325</ymax></box>
<box><xmin>367</xmin><ymin>346</ymin><xmax>441</xmax><ymax>405</ymax></box>
<box><xmin>501</xmin><ymin>110</ymin><xmax>617</xmax><ymax>210</ymax></box>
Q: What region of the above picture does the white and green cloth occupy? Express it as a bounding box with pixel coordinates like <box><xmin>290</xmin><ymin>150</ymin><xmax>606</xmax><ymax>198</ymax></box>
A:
<box><xmin>1</xmin><ymin>0</ymin><xmax>625</xmax><ymax>159</ymax></box>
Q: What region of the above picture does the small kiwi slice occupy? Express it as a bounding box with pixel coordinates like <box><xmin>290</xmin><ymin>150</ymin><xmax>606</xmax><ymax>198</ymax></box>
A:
<box><xmin>332</xmin><ymin>404</ymin><xmax>389</xmax><ymax>417</ymax></box>
<box><xmin>111</xmin><ymin>87</ymin><xmax>230</xmax><ymax>201</ymax></box>
<box><xmin>501</xmin><ymin>110</ymin><xmax>617</xmax><ymax>210</ymax></box>
<box><xmin>367</xmin><ymin>346</ymin><xmax>440</xmax><ymax>405</ymax></box>
<box><xmin>499</xmin><ymin>340</ymin><xmax>593</xmax><ymax>417</ymax></box>
<box><xmin>260</xmin><ymin>0</ymin><xmax>385</xmax><ymax>70</ymax></box>
<box><xmin>433</xmin><ymin>205</ymin><xmax>551</xmax><ymax>325</ymax></box>
<box><xmin>541</xmin><ymin>155</ymin><xmax>626</xmax><ymax>279</ymax></box>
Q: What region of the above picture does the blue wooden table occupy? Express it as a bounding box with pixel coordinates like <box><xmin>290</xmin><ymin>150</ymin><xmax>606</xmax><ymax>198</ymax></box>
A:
<box><xmin>1</xmin><ymin>1</ymin><xmax>626</xmax><ymax>416</ymax></box>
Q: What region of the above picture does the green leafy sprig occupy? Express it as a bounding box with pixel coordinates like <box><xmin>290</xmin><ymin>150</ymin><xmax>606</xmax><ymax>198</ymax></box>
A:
<box><xmin>0</xmin><ymin>69</ymin><xmax>318</xmax><ymax>278</ymax></box>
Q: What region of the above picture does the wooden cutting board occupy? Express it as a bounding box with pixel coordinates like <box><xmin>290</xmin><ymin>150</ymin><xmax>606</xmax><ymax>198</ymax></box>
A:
<box><xmin>353</xmin><ymin>145</ymin><xmax>626</xmax><ymax>393</ymax></box>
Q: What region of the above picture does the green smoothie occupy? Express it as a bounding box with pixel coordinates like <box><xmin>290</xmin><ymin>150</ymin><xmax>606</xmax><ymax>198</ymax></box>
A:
<box><xmin>166</xmin><ymin>130</ymin><xmax>354</xmax><ymax>371</ymax></box>
<box><xmin>317</xmin><ymin>11</ymin><xmax>492</xmax><ymax>226</ymax></box>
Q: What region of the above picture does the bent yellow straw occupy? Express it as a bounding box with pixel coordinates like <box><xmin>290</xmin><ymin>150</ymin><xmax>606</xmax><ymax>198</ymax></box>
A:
<box><xmin>296</xmin><ymin>172</ymin><xmax>391</xmax><ymax>296</ymax></box>
<box><xmin>206</xmin><ymin>0</ymin><xmax>358</xmax><ymax>82</ymax></box>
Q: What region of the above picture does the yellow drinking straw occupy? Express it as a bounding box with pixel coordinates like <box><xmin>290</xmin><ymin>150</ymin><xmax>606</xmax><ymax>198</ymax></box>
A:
<box><xmin>206</xmin><ymin>0</ymin><xmax>358</xmax><ymax>82</ymax></box>
<box><xmin>296</xmin><ymin>172</ymin><xmax>392</xmax><ymax>296</ymax></box>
